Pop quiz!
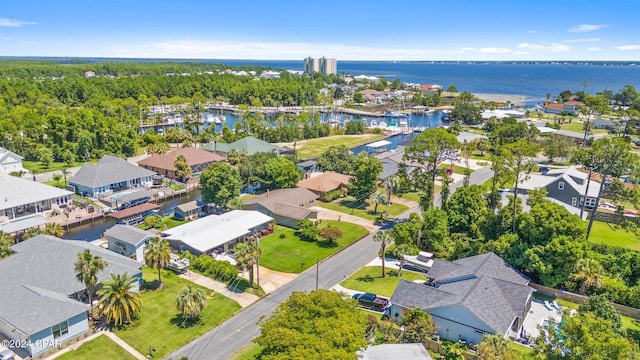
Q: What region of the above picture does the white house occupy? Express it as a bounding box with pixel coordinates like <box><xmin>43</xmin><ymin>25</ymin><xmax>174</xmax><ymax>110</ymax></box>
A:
<box><xmin>0</xmin><ymin>147</ymin><xmax>23</xmax><ymax>174</ymax></box>
<box><xmin>0</xmin><ymin>235</ymin><xmax>141</xmax><ymax>357</ymax></box>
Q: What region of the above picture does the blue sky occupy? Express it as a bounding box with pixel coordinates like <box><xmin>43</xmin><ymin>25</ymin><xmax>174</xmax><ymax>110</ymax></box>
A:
<box><xmin>1</xmin><ymin>0</ymin><xmax>639</xmax><ymax>61</ymax></box>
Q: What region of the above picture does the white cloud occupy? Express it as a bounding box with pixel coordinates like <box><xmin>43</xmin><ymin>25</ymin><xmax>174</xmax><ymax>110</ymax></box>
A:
<box><xmin>616</xmin><ymin>45</ymin><xmax>640</xmax><ymax>51</ymax></box>
<box><xmin>0</xmin><ymin>18</ymin><xmax>36</xmax><ymax>27</ymax></box>
<box><xmin>587</xmin><ymin>47</ymin><xmax>601</xmax><ymax>51</ymax></box>
<box><xmin>517</xmin><ymin>42</ymin><xmax>570</xmax><ymax>52</ymax></box>
<box><xmin>479</xmin><ymin>47</ymin><xmax>511</xmax><ymax>54</ymax></box>
<box><xmin>563</xmin><ymin>38</ymin><xmax>601</xmax><ymax>43</ymax></box>
<box><xmin>568</xmin><ymin>24</ymin><xmax>608</xmax><ymax>33</ymax></box>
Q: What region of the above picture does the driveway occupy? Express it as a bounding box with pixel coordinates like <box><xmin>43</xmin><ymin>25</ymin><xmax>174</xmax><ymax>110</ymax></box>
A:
<box><xmin>310</xmin><ymin>206</ymin><xmax>378</xmax><ymax>231</ymax></box>
<box><xmin>179</xmin><ymin>271</ymin><xmax>259</xmax><ymax>308</ymax></box>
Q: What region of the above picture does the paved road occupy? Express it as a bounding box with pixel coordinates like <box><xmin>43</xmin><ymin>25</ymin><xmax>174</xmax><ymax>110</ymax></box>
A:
<box><xmin>167</xmin><ymin>166</ymin><xmax>494</xmax><ymax>360</ymax></box>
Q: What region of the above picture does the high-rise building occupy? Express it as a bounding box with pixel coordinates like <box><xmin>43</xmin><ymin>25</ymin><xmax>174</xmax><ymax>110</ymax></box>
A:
<box><xmin>303</xmin><ymin>56</ymin><xmax>337</xmax><ymax>75</ymax></box>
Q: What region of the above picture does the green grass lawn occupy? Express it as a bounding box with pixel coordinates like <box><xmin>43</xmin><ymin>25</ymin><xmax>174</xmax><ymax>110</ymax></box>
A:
<box><xmin>259</xmin><ymin>221</ymin><xmax>369</xmax><ymax>273</ymax></box>
<box><xmin>138</xmin><ymin>215</ymin><xmax>187</xmax><ymax>230</ymax></box>
<box><xmin>341</xmin><ymin>266</ymin><xmax>427</xmax><ymax>297</ymax></box>
<box><xmin>588</xmin><ymin>221</ymin><xmax>640</xmax><ymax>251</ymax></box>
<box><xmin>163</xmin><ymin>180</ymin><xmax>185</xmax><ymax>191</ymax></box>
<box><xmin>231</xmin><ymin>343</ymin><xmax>264</xmax><ymax>360</ymax></box>
<box><xmin>43</xmin><ymin>179</ymin><xmax>68</xmax><ymax>188</ymax></box>
<box><xmin>56</xmin><ymin>334</ymin><xmax>136</xmax><ymax>360</ymax></box>
<box><xmin>294</xmin><ymin>134</ymin><xmax>386</xmax><ymax>159</ymax></box>
<box><xmin>507</xmin><ymin>341</ymin><xmax>534</xmax><ymax>357</ymax></box>
<box><xmin>22</xmin><ymin>159</ymin><xmax>92</xmax><ymax>173</ymax></box>
<box><xmin>317</xmin><ymin>197</ymin><xmax>409</xmax><ymax>221</ymax></box>
<box><xmin>559</xmin><ymin>121</ymin><xmax>609</xmax><ymax>135</ymax></box>
<box><xmin>115</xmin><ymin>268</ymin><xmax>242</xmax><ymax>359</ymax></box>
<box><xmin>437</xmin><ymin>163</ymin><xmax>474</xmax><ymax>175</ymax></box>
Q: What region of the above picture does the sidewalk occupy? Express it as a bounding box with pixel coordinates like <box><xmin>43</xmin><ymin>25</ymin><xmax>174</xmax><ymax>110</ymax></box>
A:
<box><xmin>44</xmin><ymin>331</ymin><xmax>146</xmax><ymax>360</ymax></box>
<box><xmin>310</xmin><ymin>206</ymin><xmax>378</xmax><ymax>231</ymax></box>
<box><xmin>179</xmin><ymin>271</ymin><xmax>260</xmax><ymax>308</ymax></box>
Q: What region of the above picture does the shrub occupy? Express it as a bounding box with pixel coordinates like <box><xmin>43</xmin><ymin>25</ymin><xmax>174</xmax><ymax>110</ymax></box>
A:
<box><xmin>322</xmin><ymin>189</ymin><xmax>343</xmax><ymax>202</ymax></box>
<box><xmin>279</xmin><ymin>233</ymin><xmax>286</xmax><ymax>239</ymax></box>
<box><xmin>319</xmin><ymin>225</ymin><xmax>343</xmax><ymax>245</ymax></box>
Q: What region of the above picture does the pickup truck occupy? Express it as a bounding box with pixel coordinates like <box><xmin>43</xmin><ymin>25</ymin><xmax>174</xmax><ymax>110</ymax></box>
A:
<box><xmin>352</xmin><ymin>293</ymin><xmax>390</xmax><ymax>311</ymax></box>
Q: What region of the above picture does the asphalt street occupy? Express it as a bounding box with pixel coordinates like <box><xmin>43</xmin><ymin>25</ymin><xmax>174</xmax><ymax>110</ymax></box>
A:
<box><xmin>167</xmin><ymin>166</ymin><xmax>494</xmax><ymax>360</ymax></box>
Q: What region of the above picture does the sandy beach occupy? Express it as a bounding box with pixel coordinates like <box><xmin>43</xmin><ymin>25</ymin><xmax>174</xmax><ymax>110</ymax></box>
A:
<box><xmin>473</xmin><ymin>93</ymin><xmax>531</xmax><ymax>105</ymax></box>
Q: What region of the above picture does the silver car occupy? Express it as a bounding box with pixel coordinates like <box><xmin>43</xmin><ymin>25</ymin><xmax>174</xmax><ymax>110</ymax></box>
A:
<box><xmin>0</xmin><ymin>349</ymin><xmax>15</xmax><ymax>360</ymax></box>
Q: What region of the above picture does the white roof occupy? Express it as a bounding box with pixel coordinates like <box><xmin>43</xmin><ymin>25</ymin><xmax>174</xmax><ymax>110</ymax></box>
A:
<box><xmin>162</xmin><ymin>210</ymin><xmax>273</xmax><ymax>253</ymax></box>
<box><xmin>537</xmin><ymin>126</ymin><xmax>559</xmax><ymax>133</ymax></box>
<box><xmin>366</xmin><ymin>140</ymin><xmax>392</xmax><ymax>148</ymax></box>
<box><xmin>0</xmin><ymin>175</ymin><xmax>73</xmax><ymax>211</ymax></box>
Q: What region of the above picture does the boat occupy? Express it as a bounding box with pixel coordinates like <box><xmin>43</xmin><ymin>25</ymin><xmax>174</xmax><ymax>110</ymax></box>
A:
<box><xmin>388</xmin><ymin>121</ymin><xmax>397</xmax><ymax>127</ymax></box>
<box><xmin>384</xmin><ymin>110</ymin><xmax>408</xmax><ymax>118</ymax></box>
<box><xmin>399</xmin><ymin>119</ymin><xmax>408</xmax><ymax>126</ymax></box>
<box><xmin>378</xmin><ymin>121</ymin><xmax>388</xmax><ymax>128</ymax></box>
<box><xmin>214</xmin><ymin>115</ymin><xmax>225</xmax><ymax>124</ymax></box>
<box><xmin>369</xmin><ymin>119</ymin><xmax>378</xmax><ymax>127</ymax></box>
<box><xmin>441</xmin><ymin>110</ymin><xmax>451</xmax><ymax>122</ymax></box>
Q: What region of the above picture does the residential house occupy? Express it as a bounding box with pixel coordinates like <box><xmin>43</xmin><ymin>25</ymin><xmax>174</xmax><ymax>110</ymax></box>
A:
<box><xmin>553</xmin><ymin>130</ymin><xmax>590</xmax><ymax>145</ymax></box>
<box><xmin>161</xmin><ymin>210</ymin><xmax>273</xmax><ymax>255</ymax></box>
<box><xmin>0</xmin><ymin>235</ymin><xmax>141</xmax><ymax>357</ymax></box>
<box><xmin>137</xmin><ymin>147</ymin><xmax>225</xmax><ymax>181</ymax></box>
<box><xmin>360</xmin><ymin>89</ymin><xmax>389</xmax><ymax>104</ymax></box>
<box><xmin>173</xmin><ymin>200</ymin><xmax>203</xmax><ymax>221</ymax></box>
<box><xmin>0</xmin><ymin>175</ymin><xmax>73</xmax><ymax>235</ymax></box>
<box><xmin>390</xmin><ymin>253</ymin><xmax>533</xmax><ymax>345</ymax></box>
<box><xmin>419</xmin><ymin>84</ymin><xmax>443</xmax><ymax>94</ymax></box>
<box><xmin>0</xmin><ymin>147</ymin><xmax>23</xmax><ymax>174</ymax></box>
<box><xmin>104</xmin><ymin>224</ymin><xmax>156</xmax><ymax>262</ymax></box>
<box><xmin>296</xmin><ymin>160</ymin><xmax>318</xmax><ymax>174</ymax></box>
<box><xmin>544</xmin><ymin>100</ymin><xmax>583</xmax><ymax>115</ymax></box>
<box><xmin>243</xmin><ymin>188</ymin><xmax>318</xmax><ymax>229</ymax></box>
<box><xmin>375</xmin><ymin>151</ymin><xmax>421</xmax><ymax>180</ymax></box>
<box><xmin>201</xmin><ymin>136</ymin><xmax>282</xmax><ymax>156</ymax></box>
<box><xmin>69</xmin><ymin>155</ymin><xmax>156</xmax><ymax>197</ymax></box>
<box><xmin>517</xmin><ymin>166</ymin><xmax>600</xmax><ymax>210</ymax></box>
<box><xmin>83</xmin><ymin>70</ymin><xmax>96</xmax><ymax>77</ymax></box>
<box><xmin>296</xmin><ymin>172</ymin><xmax>352</xmax><ymax>201</ymax></box>
<box><xmin>592</xmin><ymin>118</ymin><xmax>616</xmax><ymax>130</ymax></box>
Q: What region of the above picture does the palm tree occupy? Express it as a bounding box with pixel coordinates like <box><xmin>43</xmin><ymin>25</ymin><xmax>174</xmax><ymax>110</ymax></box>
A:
<box><xmin>477</xmin><ymin>334</ymin><xmax>515</xmax><ymax>360</ymax></box>
<box><xmin>43</xmin><ymin>222</ymin><xmax>64</xmax><ymax>237</ymax></box>
<box><xmin>74</xmin><ymin>249</ymin><xmax>108</xmax><ymax>305</ymax></box>
<box><xmin>393</xmin><ymin>243</ymin><xmax>414</xmax><ymax>276</ymax></box>
<box><xmin>97</xmin><ymin>272</ymin><xmax>142</xmax><ymax>327</ymax></box>
<box><xmin>174</xmin><ymin>155</ymin><xmax>192</xmax><ymax>183</ymax></box>
<box><xmin>62</xmin><ymin>168</ymin><xmax>71</xmax><ymax>185</ymax></box>
<box><xmin>374</xmin><ymin>230</ymin><xmax>393</xmax><ymax>278</ymax></box>
<box><xmin>0</xmin><ymin>232</ymin><xmax>14</xmax><ymax>260</ymax></box>
<box><xmin>176</xmin><ymin>285</ymin><xmax>207</xmax><ymax>319</ymax></box>
<box><xmin>369</xmin><ymin>192</ymin><xmax>387</xmax><ymax>216</ymax></box>
<box><xmin>570</xmin><ymin>258</ymin><xmax>605</xmax><ymax>295</ymax></box>
<box><xmin>144</xmin><ymin>237</ymin><xmax>171</xmax><ymax>284</ymax></box>
<box><xmin>29</xmin><ymin>169</ymin><xmax>38</xmax><ymax>181</ymax></box>
<box><xmin>52</xmin><ymin>173</ymin><xmax>62</xmax><ymax>187</ymax></box>
<box><xmin>234</xmin><ymin>241</ymin><xmax>261</xmax><ymax>288</ymax></box>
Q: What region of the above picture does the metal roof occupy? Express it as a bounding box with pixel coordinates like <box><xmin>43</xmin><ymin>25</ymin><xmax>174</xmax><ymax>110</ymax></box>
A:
<box><xmin>0</xmin><ymin>175</ymin><xmax>73</xmax><ymax>211</ymax></box>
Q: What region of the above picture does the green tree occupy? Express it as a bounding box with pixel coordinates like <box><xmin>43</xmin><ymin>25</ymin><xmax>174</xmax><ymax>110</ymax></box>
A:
<box><xmin>235</xmin><ymin>240</ymin><xmax>261</xmax><ymax>288</ymax></box>
<box><xmin>21</xmin><ymin>227</ymin><xmax>42</xmax><ymax>240</ymax></box>
<box><xmin>255</xmin><ymin>290</ymin><xmax>366</xmax><ymax>359</ymax></box>
<box><xmin>143</xmin><ymin>214</ymin><xmax>162</xmax><ymax>229</ymax></box>
<box><xmin>52</xmin><ymin>173</ymin><xmax>62</xmax><ymax>187</ymax></box>
<box><xmin>477</xmin><ymin>334</ymin><xmax>516</xmax><ymax>360</ymax></box>
<box><xmin>447</xmin><ymin>185</ymin><xmax>488</xmax><ymax>239</ymax></box>
<box><xmin>263</xmin><ymin>156</ymin><xmax>301</xmax><ymax>190</ymax></box>
<box><xmin>200</xmin><ymin>162</ymin><xmax>241</xmax><ymax>208</ymax></box>
<box><xmin>318</xmin><ymin>225</ymin><xmax>343</xmax><ymax>245</ymax></box>
<box><xmin>174</xmin><ymin>154</ymin><xmax>192</xmax><ymax>183</ymax></box>
<box><xmin>317</xmin><ymin>145</ymin><xmax>354</xmax><ymax>174</ymax></box>
<box><xmin>451</xmin><ymin>103</ymin><xmax>482</xmax><ymax>125</ymax></box>
<box><xmin>503</xmin><ymin>139</ymin><xmax>540</xmax><ymax>232</ymax></box>
<box><xmin>471</xmin><ymin>137</ymin><xmax>490</xmax><ymax>156</ymax></box>
<box><xmin>74</xmin><ymin>249</ymin><xmax>108</xmax><ymax>305</ymax></box>
<box><xmin>542</xmin><ymin>134</ymin><xmax>574</xmax><ymax>162</ymax></box>
<box><xmin>580</xmin><ymin>94</ymin><xmax>610</xmax><ymax>146</ymax></box>
<box><xmin>226</xmin><ymin>148</ymin><xmax>246</xmax><ymax>165</ymax></box>
<box><xmin>299</xmin><ymin>219</ymin><xmax>319</xmax><ymax>241</ymax></box>
<box><xmin>176</xmin><ymin>285</ymin><xmax>208</xmax><ymax>320</ymax></box>
<box><xmin>447</xmin><ymin>121</ymin><xmax>463</xmax><ymax>135</ymax></box>
<box><xmin>393</xmin><ymin>243</ymin><xmax>417</xmax><ymax>276</ymax></box>
<box><xmin>404</xmin><ymin>128</ymin><xmax>461</xmax><ymax>209</ymax></box>
<box><xmin>369</xmin><ymin>192</ymin><xmax>387</xmax><ymax>216</ymax></box>
<box><xmin>374</xmin><ymin>230</ymin><xmax>393</xmax><ymax>278</ymax></box>
<box><xmin>446</xmin><ymin>84</ymin><xmax>458</xmax><ymax>93</ymax></box>
<box><xmin>144</xmin><ymin>237</ymin><xmax>171</xmax><ymax>284</ymax></box>
<box><xmin>97</xmin><ymin>273</ymin><xmax>142</xmax><ymax>327</ymax></box>
<box><xmin>349</xmin><ymin>152</ymin><xmax>383</xmax><ymax>199</ymax></box>
<box><xmin>0</xmin><ymin>232</ymin><xmax>14</xmax><ymax>260</ymax></box>
<box><xmin>421</xmin><ymin>208</ymin><xmax>450</xmax><ymax>253</ymax></box>
<box><xmin>570</xmin><ymin>258</ymin><xmax>605</xmax><ymax>295</ymax></box>
<box><xmin>43</xmin><ymin>222</ymin><xmax>64</xmax><ymax>237</ymax></box>
<box><xmin>400</xmin><ymin>308</ymin><xmax>437</xmax><ymax>343</ymax></box>
<box><xmin>579</xmin><ymin>294</ymin><xmax>622</xmax><ymax>333</ymax></box>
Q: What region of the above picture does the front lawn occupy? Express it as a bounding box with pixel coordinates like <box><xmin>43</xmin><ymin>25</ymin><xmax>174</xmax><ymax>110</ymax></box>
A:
<box><xmin>341</xmin><ymin>266</ymin><xmax>427</xmax><ymax>297</ymax></box>
<box><xmin>115</xmin><ymin>268</ymin><xmax>242</xmax><ymax>359</ymax></box>
<box><xmin>259</xmin><ymin>221</ymin><xmax>369</xmax><ymax>273</ymax></box>
<box><xmin>588</xmin><ymin>221</ymin><xmax>640</xmax><ymax>251</ymax></box>
<box><xmin>292</xmin><ymin>134</ymin><xmax>386</xmax><ymax>159</ymax></box>
<box><xmin>138</xmin><ymin>215</ymin><xmax>187</xmax><ymax>230</ymax></box>
<box><xmin>437</xmin><ymin>163</ymin><xmax>474</xmax><ymax>175</ymax></box>
<box><xmin>23</xmin><ymin>159</ymin><xmax>92</xmax><ymax>173</ymax></box>
<box><xmin>56</xmin><ymin>334</ymin><xmax>136</xmax><ymax>360</ymax></box>
<box><xmin>231</xmin><ymin>343</ymin><xmax>264</xmax><ymax>360</ymax></box>
<box><xmin>317</xmin><ymin>198</ymin><xmax>409</xmax><ymax>221</ymax></box>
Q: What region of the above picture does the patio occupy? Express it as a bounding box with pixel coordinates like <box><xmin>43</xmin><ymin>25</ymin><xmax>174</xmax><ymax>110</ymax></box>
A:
<box><xmin>521</xmin><ymin>300</ymin><xmax>563</xmax><ymax>340</ymax></box>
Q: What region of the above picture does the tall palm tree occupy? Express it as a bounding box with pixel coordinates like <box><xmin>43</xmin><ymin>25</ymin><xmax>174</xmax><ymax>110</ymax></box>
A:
<box><xmin>74</xmin><ymin>249</ymin><xmax>108</xmax><ymax>305</ymax></box>
<box><xmin>369</xmin><ymin>192</ymin><xmax>387</xmax><ymax>216</ymax></box>
<box><xmin>234</xmin><ymin>241</ymin><xmax>261</xmax><ymax>288</ymax></box>
<box><xmin>97</xmin><ymin>273</ymin><xmax>142</xmax><ymax>327</ymax></box>
<box><xmin>176</xmin><ymin>285</ymin><xmax>207</xmax><ymax>319</ymax></box>
<box><xmin>145</xmin><ymin>237</ymin><xmax>171</xmax><ymax>284</ymax></box>
<box><xmin>570</xmin><ymin>258</ymin><xmax>605</xmax><ymax>295</ymax></box>
<box><xmin>0</xmin><ymin>232</ymin><xmax>14</xmax><ymax>260</ymax></box>
<box><xmin>374</xmin><ymin>230</ymin><xmax>393</xmax><ymax>278</ymax></box>
<box><xmin>43</xmin><ymin>222</ymin><xmax>65</xmax><ymax>237</ymax></box>
<box><xmin>62</xmin><ymin>168</ymin><xmax>71</xmax><ymax>185</ymax></box>
<box><xmin>52</xmin><ymin>173</ymin><xmax>62</xmax><ymax>187</ymax></box>
<box><xmin>393</xmin><ymin>243</ymin><xmax>414</xmax><ymax>276</ymax></box>
<box><xmin>174</xmin><ymin>155</ymin><xmax>192</xmax><ymax>183</ymax></box>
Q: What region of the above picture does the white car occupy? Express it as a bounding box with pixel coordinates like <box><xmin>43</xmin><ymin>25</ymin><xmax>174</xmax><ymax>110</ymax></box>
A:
<box><xmin>0</xmin><ymin>349</ymin><xmax>16</xmax><ymax>360</ymax></box>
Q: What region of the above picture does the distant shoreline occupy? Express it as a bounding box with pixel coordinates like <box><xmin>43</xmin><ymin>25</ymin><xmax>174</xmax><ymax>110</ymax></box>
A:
<box><xmin>473</xmin><ymin>93</ymin><xmax>533</xmax><ymax>105</ymax></box>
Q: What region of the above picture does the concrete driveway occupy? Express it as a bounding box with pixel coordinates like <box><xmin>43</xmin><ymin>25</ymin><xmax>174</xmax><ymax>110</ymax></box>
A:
<box><xmin>310</xmin><ymin>206</ymin><xmax>379</xmax><ymax>231</ymax></box>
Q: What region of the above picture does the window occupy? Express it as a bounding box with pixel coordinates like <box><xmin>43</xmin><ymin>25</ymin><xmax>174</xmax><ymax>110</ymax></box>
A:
<box><xmin>52</xmin><ymin>321</ymin><xmax>69</xmax><ymax>338</ymax></box>
<box><xmin>585</xmin><ymin>198</ymin><xmax>597</xmax><ymax>208</ymax></box>
<box><xmin>474</xmin><ymin>329</ymin><xmax>485</xmax><ymax>335</ymax></box>
<box><xmin>580</xmin><ymin>196</ymin><xmax>584</xmax><ymax>205</ymax></box>
<box><xmin>571</xmin><ymin>197</ymin><xmax>577</xmax><ymax>206</ymax></box>
<box><xmin>558</xmin><ymin>181</ymin><xmax>565</xmax><ymax>190</ymax></box>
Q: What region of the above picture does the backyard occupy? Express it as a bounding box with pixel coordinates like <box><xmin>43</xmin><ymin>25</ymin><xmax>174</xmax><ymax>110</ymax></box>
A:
<box><xmin>138</xmin><ymin>215</ymin><xmax>187</xmax><ymax>230</ymax></box>
<box><xmin>588</xmin><ymin>220</ymin><xmax>640</xmax><ymax>251</ymax></box>
<box><xmin>341</xmin><ymin>266</ymin><xmax>427</xmax><ymax>297</ymax></box>
<box><xmin>56</xmin><ymin>335</ymin><xmax>136</xmax><ymax>360</ymax></box>
<box><xmin>286</xmin><ymin>134</ymin><xmax>386</xmax><ymax>159</ymax></box>
<box><xmin>258</xmin><ymin>221</ymin><xmax>369</xmax><ymax>273</ymax></box>
<box><xmin>115</xmin><ymin>267</ymin><xmax>242</xmax><ymax>359</ymax></box>
<box><xmin>317</xmin><ymin>197</ymin><xmax>409</xmax><ymax>221</ymax></box>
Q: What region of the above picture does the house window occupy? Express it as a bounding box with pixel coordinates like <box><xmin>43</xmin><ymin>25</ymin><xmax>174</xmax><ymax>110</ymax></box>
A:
<box><xmin>474</xmin><ymin>329</ymin><xmax>485</xmax><ymax>335</ymax></box>
<box><xmin>52</xmin><ymin>321</ymin><xmax>69</xmax><ymax>338</ymax></box>
<box><xmin>585</xmin><ymin>198</ymin><xmax>597</xmax><ymax>208</ymax></box>
<box><xmin>571</xmin><ymin>197</ymin><xmax>578</xmax><ymax>206</ymax></box>
<box><xmin>558</xmin><ymin>181</ymin><xmax>565</xmax><ymax>190</ymax></box>
<box><xmin>580</xmin><ymin>196</ymin><xmax>584</xmax><ymax>205</ymax></box>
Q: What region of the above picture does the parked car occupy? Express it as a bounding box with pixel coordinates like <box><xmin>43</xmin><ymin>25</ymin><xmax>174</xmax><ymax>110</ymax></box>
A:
<box><xmin>352</xmin><ymin>292</ymin><xmax>390</xmax><ymax>311</ymax></box>
<box><xmin>0</xmin><ymin>349</ymin><xmax>16</xmax><ymax>360</ymax></box>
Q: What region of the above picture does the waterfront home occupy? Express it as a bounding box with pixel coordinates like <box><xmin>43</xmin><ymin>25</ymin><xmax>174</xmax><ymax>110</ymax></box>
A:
<box><xmin>201</xmin><ymin>136</ymin><xmax>281</xmax><ymax>156</ymax></box>
<box><xmin>0</xmin><ymin>175</ymin><xmax>73</xmax><ymax>235</ymax></box>
<box><xmin>390</xmin><ymin>253</ymin><xmax>533</xmax><ymax>345</ymax></box>
<box><xmin>419</xmin><ymin>84</ymin><xmax>443</xmax><ymax>94</ymax></box>
<box><xmin>137</xmin><ymin>147</ymin><xmax>225</xmax><ymax>182</ymax></box>
<box><xmin>516</xmin><ymin>166</ymin><xmax>599</xmax><ymax>210</ymax></box>
<box><xmin>544</xmin><ymin>100</ymin><xmax>583</xmax><ymax>115</ymax></box>
<box><xmin>104</xmin><ymin>224</ymin><xmax>156</xmax><ymax>262</ymax></box>
<box><xmin>296</xmin><ymin>172</ymin><xmax>352</xmax><ymax>201</ymax></box>
<box><xmin>0</xmin><ymin>235</ymin><xmax>141</xmax><ymax>357</ymax></box>
<box><xmin>173</xmin><ymin>200</ymin><xmax>204</xmax><ymax>221</ymax></box>
<box><xmin>243</xmin><ymin>188</ymin><xmax>318</xmax><ymax>229</ymax></box>
<box><xmin>162</xmin><ymin>210</ymin><xmax>273</xmax><ymax>256</ymax></box>
<box><xmin>0</xmin><ymin>147</ymin><xmax>23</xmax><ymax>174</ymax></box>
<box><xmin>69</xmin><ymin>155</ymin><xmax>156</xmax><ymax>197</ymax></box>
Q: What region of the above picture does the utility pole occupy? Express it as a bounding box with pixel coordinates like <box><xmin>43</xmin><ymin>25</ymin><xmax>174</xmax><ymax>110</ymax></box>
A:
<box><xmin>315</xmin><ymin>258</ymin><xmax>319</xmax><ymax>291</ymax></box>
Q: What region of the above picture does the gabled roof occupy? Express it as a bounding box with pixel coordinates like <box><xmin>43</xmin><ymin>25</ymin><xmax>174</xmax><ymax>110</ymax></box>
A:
<box><xmin>0</xmin><ymin>175</ymin><xmax>73</xmax><ymax>211</ymax></box>
<box><xmin>0</xmin><ymin>235</ymin><xmax>141</xmax><ymax>334</ymax></box>
<box><xmin>0</xmin><ymin>147</ymin><xmax>23</xmax><ymax>164</ymax></box>
<box><xmin>243</xmin><ymin>188</ymin><xmax>318</xmax><ymax>220</ymax></box>
<box><xmin>296</xmin><ymin>172</ymin><xmax>352</xmax><ymax>193</ymax></box>
<box><xmin>70</xmin><ymin>155</ymin><xmax>156</xmax><ymax>188</ymax></box>
<box><xmin>518</xmin><ymin>167</ymin><xmax>600</xmax><ymax>198</ymax></box>
<box><xmin>137</xmin><ymin>147</ymin><xmax>224</xmax><ymax>171</ymax></box>
<box><xmin>428</xmin><ymin>253</ymin><xmax>529</xmax><ymax>285</ymax></box>
<box><xmin>104</xmin><ymin>224</ymin><xmax>155</xmax><ymax>246</ymax></box>
<box><xmin>201</xmin><ymin>136</ymin><xmax>280</xmax><ymax>155</ymax></box>
<box><xmin>176</xmin><ymin>200</ymin><xmax>201</xmax><ymax>213</ymax></box>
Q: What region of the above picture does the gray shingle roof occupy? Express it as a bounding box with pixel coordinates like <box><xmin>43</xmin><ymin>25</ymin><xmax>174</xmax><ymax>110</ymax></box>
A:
<box><xmin>70</xmin><ymin>155</ymin><xmax>156</xmax><ymax>188</ymax></box>
<box><xmin>428</xmin><ymin>253</ymin><xmax>529</xmax><ymax>286</ymax></box>
<box><xmin>201</xmin><ymin>136</ymin><xmax>280</xmax><ymax>155</ymax></box>
<box><xmin>243</xmin><ymin>188</ymin><xmax>318</xmax><ymax>221</ymax></box>
<box><xmin>103</xmin><ymin>224</ymin><xmax>155</xmax><ymax>246</ymax></box>
<box><xmin>0</xmin><ymin>235</ymin><xmax>141</xmax><ymax>335</ymax></box>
